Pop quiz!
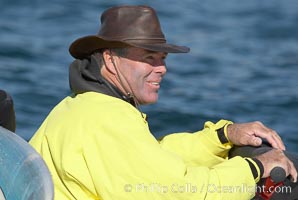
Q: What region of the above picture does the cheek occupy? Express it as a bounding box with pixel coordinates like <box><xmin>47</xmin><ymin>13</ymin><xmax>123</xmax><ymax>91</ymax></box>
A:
<box><xmin>130</xmin><ymin>67</ymin><xmax>151</xmax><ymax>89</ymax></box>
<box><xmin>129</xmin><ymin>77</ymin><xmax>157</xmax><ymax>104</ymax></box>
<box><xmin>140</xmin><ymin>83</ymin><xmax>159</xmax><ymax>104</ymax></box>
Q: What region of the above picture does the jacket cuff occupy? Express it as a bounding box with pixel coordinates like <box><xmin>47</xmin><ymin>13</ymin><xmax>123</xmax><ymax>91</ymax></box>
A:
<box><xmin>216</xmin><ymin>121</ymin><xmax>233</xmax><ymax>146</ymax></box>
<box><xmin>244</xmin><ymin>157</ymin><xmax>264</xmax><ymax>183</ymax></box>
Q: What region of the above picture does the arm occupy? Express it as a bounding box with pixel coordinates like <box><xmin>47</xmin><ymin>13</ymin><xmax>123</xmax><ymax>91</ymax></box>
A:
<box><xmin>63</xmin><ymin>104</ymin><xmax>256</xmax><ymax>200</ymax></box>
<box><xmin>86</xmin><ymin>114</ymin><xmax>255</xmax><ymax>199</ymax></box>
<box><xmin>160</xmin><ymin>119</ymin><xmax>297</xmax><ymax>182</ymax></box>
<box><xmin>159</xmin><ymin>120</ymin><xmax>233</xmax><ymax>167</ymax></box>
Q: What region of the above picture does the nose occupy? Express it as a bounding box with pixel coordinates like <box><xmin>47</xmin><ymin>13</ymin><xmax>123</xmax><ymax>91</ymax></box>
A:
<box><xmin>155</xmin><ymin>64</ymin><xmax>167</xmax><ymax>76</ymax></box>
<box><xmin>154</xmin><ymin>58</ymin><xmax>167</xmax><ymax>75</ymax></box>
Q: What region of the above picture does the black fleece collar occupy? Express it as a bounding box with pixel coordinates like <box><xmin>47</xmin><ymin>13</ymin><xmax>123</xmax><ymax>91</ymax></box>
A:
<box><xmin>69</xmin><ymin>54</ymin><xmax>135</xmax><ymax>106</ymax></box>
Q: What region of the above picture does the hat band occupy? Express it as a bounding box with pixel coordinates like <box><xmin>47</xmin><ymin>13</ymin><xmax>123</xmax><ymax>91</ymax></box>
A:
<box><xmin>122</xmin><ymin>38</ymin><xmax>166</xmax><ymax>44</ymax></box>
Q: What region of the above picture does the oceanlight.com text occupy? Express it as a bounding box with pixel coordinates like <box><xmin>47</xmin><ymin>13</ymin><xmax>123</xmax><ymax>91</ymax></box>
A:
<box><xmin>123</xmin><ymin>183</ymin><xmax>292</xmax><ymax>195</ymax></box>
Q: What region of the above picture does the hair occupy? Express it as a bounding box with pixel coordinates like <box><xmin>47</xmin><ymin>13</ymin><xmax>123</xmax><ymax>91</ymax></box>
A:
<box><xmin>110</xmin><ymin>48</ymin><xmax>129</xmax><ymax>57</ymax></box>
<box><xmin>92</xmin><ymin>47</ymin><xmax>129</xmax><ymax>69</ymax></box>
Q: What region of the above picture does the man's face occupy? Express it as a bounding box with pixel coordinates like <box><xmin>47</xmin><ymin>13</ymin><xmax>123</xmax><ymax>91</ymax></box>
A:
<box><xmin>115</xmin><ymin>47</ymin><xmax>167</xmax><ymax>105</ymax></box>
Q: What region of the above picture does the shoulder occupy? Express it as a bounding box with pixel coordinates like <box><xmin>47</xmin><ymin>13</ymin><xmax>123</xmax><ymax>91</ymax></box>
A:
<box><xmin>71</xmin><ymin>92</ymin><xmax>139</xmax><ymax>115</ymax></box>
<box><xmin>48</xmin><ymin>92</ymin><xmax>143</xmax><ymax>123</ymax></box>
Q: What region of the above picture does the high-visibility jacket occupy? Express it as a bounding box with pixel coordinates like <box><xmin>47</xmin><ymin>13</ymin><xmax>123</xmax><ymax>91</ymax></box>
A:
<box><xmin>30</xmin><ymin>91</ymin><xmax>257</xmax><ymax>200</ymax></box>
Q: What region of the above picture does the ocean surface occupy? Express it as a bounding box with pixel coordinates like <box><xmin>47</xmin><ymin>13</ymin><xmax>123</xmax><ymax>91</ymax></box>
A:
<box><xmin>1</xmin><ymin>0</ymin><xmax>297</xmax><ymax>152</ymax></box>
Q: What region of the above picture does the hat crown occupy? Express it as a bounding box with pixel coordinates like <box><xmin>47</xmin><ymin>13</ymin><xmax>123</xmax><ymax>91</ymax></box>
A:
<box><xmin>98</xmin><ymin>6</ymin><xmax>166</xmax><ymax>43</ymax></box>
<box><xmin>69</xmin><ymin>5</ymin><xmax>190</xmax><ymax>59</ymax></box>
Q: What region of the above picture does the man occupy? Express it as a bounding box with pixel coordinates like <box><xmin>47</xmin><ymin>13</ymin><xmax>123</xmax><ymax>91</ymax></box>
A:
<box><xmin>30</xmin><ymin>5</ymin><xmax>296</xmax><ymax>199</ymax></box>
<box><xmin>0</xmin><ymin>89</ymin><xmax>16</xmax><ymax>132</ymax></box>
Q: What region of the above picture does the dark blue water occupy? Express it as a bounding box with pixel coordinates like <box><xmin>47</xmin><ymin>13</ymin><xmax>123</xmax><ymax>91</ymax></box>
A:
<box><xmin>1</xmin><ymin>0</ymin><xmax>298</xmax><ymax>152</ymax></box>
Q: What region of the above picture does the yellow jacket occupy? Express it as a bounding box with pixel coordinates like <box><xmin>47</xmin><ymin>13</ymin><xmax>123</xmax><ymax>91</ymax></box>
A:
<box><xmin>30</xmin><ymin>92</ymin><xmax>256</xmax><ymax>199</ymax></box>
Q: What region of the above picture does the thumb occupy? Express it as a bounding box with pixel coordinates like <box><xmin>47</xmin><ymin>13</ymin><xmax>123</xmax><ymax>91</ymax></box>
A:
<box><xmin>251</xmin><ymin>137</ymin><xmax>262</xmax><ymax>146</ymax></box>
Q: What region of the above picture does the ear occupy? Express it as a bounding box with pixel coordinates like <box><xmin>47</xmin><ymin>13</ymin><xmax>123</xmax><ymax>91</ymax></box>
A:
<box><xmin>102</xmin><ymin>49</ymin><xmax>117</xmax><ymax>75</ymax></box>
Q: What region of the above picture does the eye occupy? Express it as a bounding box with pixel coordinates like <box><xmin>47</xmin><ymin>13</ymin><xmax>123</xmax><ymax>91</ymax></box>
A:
<box><xmin>146</xmin><ymin>56</ymin><xmax>154</xmax><ymax>60</ymax></box>
<box><xmin>142</xmin><ymin>55</ymin><xmax>155</xmax><ymax>64</ymax></box>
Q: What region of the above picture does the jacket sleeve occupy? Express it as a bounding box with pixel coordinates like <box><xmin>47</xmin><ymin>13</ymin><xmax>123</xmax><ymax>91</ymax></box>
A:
<box><xmin>159</xmin><ymin>120</ymin><xmax>234</xmax><ymax>167</ymax></box>
<box><xmin>62</xmin><ymin>104</ymin><xmax>256</xmax><ymax>200</ymax></box>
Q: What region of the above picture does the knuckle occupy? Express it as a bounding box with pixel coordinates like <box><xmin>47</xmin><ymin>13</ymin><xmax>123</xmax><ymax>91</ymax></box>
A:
<box><xmin>252</xmin><ymin>121</ymin><xmax>266</xmax><ymax>130</ymax></box>
<box><xmin>269</xmin><ymin>129</ymin><xmax>277</xmax><ymax>135</ymax></box>
<box><xmin>254</xmin><ymin>121</ymin><xmax>263</xmax><ymax>126</ymax></box>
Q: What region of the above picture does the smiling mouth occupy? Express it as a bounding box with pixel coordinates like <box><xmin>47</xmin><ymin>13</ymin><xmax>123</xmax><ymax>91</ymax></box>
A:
<box><xmin>150</xmin><ymin>82</ymin><xmax>160</xmax><ymax>86</ymax></box>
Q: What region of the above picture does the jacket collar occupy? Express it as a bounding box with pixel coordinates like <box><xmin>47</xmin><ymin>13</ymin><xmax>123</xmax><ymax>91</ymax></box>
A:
<box><xmin>69</xmin><ymin>54</ymin><xmax>135</xmax><ymax>106</ymax></box>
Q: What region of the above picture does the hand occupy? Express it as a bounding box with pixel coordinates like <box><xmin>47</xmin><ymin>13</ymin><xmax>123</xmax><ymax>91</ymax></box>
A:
<box><xmin>226</xmin><ymin>121</ymin><xmax>285</xmax><ymax>150</ymax></box>
<box><xmin>255</xmin><ymin>149</ymin><xmax>297</xmax><ymax>182</ymax></box>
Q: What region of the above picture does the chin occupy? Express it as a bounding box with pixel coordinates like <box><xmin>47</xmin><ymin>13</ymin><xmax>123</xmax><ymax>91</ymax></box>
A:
<box><xmin>140</xmin><ymin>96</ymin><xmax>159</xmax><ymax>105</ymax></box>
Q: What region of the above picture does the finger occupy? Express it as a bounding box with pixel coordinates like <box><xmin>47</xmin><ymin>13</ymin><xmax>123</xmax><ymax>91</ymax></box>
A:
<box><xmin>288</xmin><ymin>160</ymin><xmax>297</xmax><ymax>182</ymax></box>
<box><xmin>270</xmin><ymin>129</ymin><xmax>286</xmax><ymax>150</ymax></box>
<box><xmin>241</xmin><ymin>134</ymin><xmax>262</xmax><ymax>146</ymax></box>
<box><xmin>265</xmin><ymin>134</ymin><xmax>282</xmax><ymax>150</ymax></box>
<box><xmin>251</xmin><ymin>122</ymin><xmax>285</xmax><ymax>150</ymax></box>
<box><xmin>255</xmin><ymin>129</ymin><xmax>285</xmax><ymax>150</ymax></box>
<box><xmin>250</xmin><ymin>136</ymin><xmax>262</xmax><ymax>146</ymax></box>
<box><xmin>257</xmin><ymin>132</ymin><xmax>279</xmax><ymax>148</ymax></box>
<box><xmin>269</xmin><ymin>131</ymin><xmax>286</xmax><ymax>150</ymax></box>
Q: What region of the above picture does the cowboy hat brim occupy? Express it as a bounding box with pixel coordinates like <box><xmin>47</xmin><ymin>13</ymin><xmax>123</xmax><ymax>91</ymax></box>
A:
<box><xmin>69</xmin><ymin>35</ymin><xmax>190</xmax><ymax>59</ymax></box>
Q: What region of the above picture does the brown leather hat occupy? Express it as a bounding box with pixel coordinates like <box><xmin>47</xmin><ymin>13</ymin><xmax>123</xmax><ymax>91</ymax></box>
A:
<box><xmin>69</xmin><ymin>5</ymin><xmax>190</xmax><ymax>59</ymax></box>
